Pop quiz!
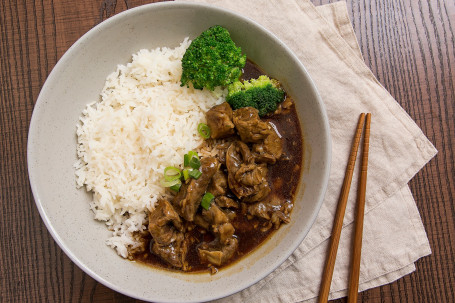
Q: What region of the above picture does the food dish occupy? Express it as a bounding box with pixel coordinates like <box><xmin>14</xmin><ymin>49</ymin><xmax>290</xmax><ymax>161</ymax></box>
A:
<box><xmin>74</xmin><ymin>26</ymin><xmax>303</xmax><ymax>274</ymax></box>
<box><xmin>27</xmin><ymin>2</ymin><xmax>330</xmax><ymax>302</ymax></box>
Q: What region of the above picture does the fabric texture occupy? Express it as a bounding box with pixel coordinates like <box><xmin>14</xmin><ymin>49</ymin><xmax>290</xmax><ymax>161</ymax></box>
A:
<box><xmin>179</xmin><ymin>0</ymin><xmax>437</xmax><ymax>301</ymax></box>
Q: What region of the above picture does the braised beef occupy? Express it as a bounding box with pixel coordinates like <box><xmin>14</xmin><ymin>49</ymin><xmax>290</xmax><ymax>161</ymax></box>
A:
<box><xmin>206</xmin><ymin>102</ymin><xmax>235</xmax><ymax>139</ymax></box>
<box><xmin>150</xmin><ymin>237</ymin><xmax>190</xmax><ymax>269</ymax></box>
<box><xmin>232</xmin><ymin>107</ymin><xmax>271</xmax><ymax>143</ymax></box>
<box><xmin>148</xmin><ymin>199</ymin><xmax>184</xmax><ymax>245</ymax></box>
<box><xmin>193</xmin><ymin>213</ymin><xmax>210</xmax><ymax>230</ymax></box>
<box><xmin>173</xmin><ymin>157</ymin><xmax>219</xmax><ymax>221</ymax></box>
<box><xmin>232</xmin><ymin>107</ymin><xmax>283</xmax><ymax>164</ymax></box>
<box><xmin>201</xmin><ymin>204</ymin><xmax>235</xmax><ymax>244</ymax></box>
<box><xmin>207</xmin><ymin>169</ymin><xmax>228</xmax><ymax>197</ymax></box>
<box><xmin>225</xmin><ymin>141</ymin><xmax>253</xmax><ymax>173</ymax></box>
<box><xmin>198</xmin><ymin>237</ymin><xmax>239</xmax><ymax>266</ymax></box>
<box><xmin>134</xmin><ymin>62</ymin><xmax>303</xmax><ymax>274</ymax></box>
<box><xmin>252</xmin><ymin>126</ymin><xmax>283</xmax><ymax>164</ymax></box>
<box><xmin>247</xmin><ymin>197</ymin><xmax>291</xmax><ymax>230</ymax></box>
<box><xmin>226</xmin><ymin>141</ymin><xmax>270</xmax><ymax>202</ymax></box>
<box><xmin>214</xmin><ymin>196</ymin><xmax>238</xmax><ymax>209</ymax></box>
<box><xmin>148</xmin><ymin>199</ymin><xmax>189</xmax><ymax>269</ymax></box>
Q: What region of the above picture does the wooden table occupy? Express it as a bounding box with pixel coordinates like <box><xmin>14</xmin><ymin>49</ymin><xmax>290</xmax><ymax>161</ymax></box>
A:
<box><xmin>1</xmin><ymin>0</ymin><xmax>453</xmax><ymax>302</ymax></box>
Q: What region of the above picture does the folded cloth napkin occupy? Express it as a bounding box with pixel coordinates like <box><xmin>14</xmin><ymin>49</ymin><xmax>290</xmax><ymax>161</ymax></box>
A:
<box><xmin>179</xmin><ymin>0</ymin><xmax>437</xmax><ymax>301</ymax></box>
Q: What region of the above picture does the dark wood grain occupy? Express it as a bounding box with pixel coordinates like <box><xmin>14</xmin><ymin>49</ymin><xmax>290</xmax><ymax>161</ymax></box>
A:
<box><xmin>1</xmin><ymin>0</ymin><xmax>453</xmax><ymax>302</ymax></box>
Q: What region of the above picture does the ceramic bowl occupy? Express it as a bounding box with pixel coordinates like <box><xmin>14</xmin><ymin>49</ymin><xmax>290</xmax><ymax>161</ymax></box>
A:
<box><xmin>28</xmin><ymin>2</ymin><xmax>331</xmax><ymax>302</ymax></box>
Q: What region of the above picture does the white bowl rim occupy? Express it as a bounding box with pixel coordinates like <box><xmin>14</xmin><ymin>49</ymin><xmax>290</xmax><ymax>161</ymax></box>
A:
<box><xmin>27</xmin><ymin>2</ymin><xmax>331</xmax><ymax>302</ymax></box>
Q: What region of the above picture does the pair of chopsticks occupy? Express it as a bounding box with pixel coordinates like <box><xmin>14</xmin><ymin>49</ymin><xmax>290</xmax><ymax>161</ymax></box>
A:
<box><xmin>318</xmin><ymin>113</ymin><xmax>371</xmax><ymax>303</ymax></box>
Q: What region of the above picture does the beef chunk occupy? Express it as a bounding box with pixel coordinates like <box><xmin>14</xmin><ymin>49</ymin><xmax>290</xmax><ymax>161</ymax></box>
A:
<box><xmin>232</xmin><ymin>107</ymin><xmax>283</xmax><ymax>164</ymax></box>
<box><xmin>206</xmin><ymin>102</ymin><xmax>235</xmax><ymax>139</ymax></box>
<box><xmin>148</xmin><ymin>199</ymin><xmax>190</xmax><ymax>269</ymax></box>
<box><xmin>201</xmin><ymin>203</ymin><xmax>229</xmax><ymax>225</ymax></box>
<box><xmin>193</xmin><ymin>213</ymin><xmax>210</xmax><ymax>230</ymax></box>
<box><xmin>225</xmin><ymin>141</ymin><xmax>253</xmax><ymax>174</ymax></box>
<box><xmin>233</xmin><ymin>163</ymin><xmax>270</xmax><ymax>202</ymax></box>
<box><xmin>252</xmin><ymin>127</ymin><xmax>283</xmax><ymax>164</ymax></box>
<box><xmin>150</xmin><ymin>237</ymin><xmax>190</xmax><ymax>269</ymax></box>
<box><xmin>226</xmin><ymin>141</ymin><xmax>271</xmax><ymax>202</ymax></box>
<box><xmin>232</xmin><ymin>107</ymin><xmax>271</xmax><ymax>143</ymax></box>
<box><xmin>173</xmin><ymin>157</ymin><xmax>219</xmax><ymax>221</ymax></box>
<box><xmin>201</xmin><ymin>204</ymin><xmax>235</xmax><ymax>244</ymax></box>
<box><xmin>195</xmin><ymin>203</ymin><xmax>238</xmax><ymax>267</ymax></box>
<box><xmin>198</xmin><ymin>237</ymin><xmax>238</xmax><ymax>267</ymax></box>
<box><xmin>214</xmin><ymin>196</ymin><xmax>238</xmax><ymax>209</ymax></box>
<box><xmin>207</xmin><ymin>169</ymin><xmax>228</xmax><ymax>197</ymax></box>
<box><xmin>148</xmin><ymin>199</ymin><xmax>183</xmax><ymax>246</ymax></box>
<box><xmin>235</xmin><ymin>163</ymin><xmax>268</xmax><ymax>187</ymax></box>
<box><xmin>247</xmin><ymin>197</ymin><xmax>291</xmax><ymax>229</ymax></box>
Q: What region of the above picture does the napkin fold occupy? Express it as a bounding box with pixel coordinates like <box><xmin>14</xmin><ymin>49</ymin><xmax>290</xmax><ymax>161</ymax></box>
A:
<box><xmin>179</xmin><ymin>0</ymin><xmax>437</xmax><ymax>302</ymax></box>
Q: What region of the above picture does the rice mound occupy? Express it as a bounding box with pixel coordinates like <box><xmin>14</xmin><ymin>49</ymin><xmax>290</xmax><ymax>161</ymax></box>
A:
<box><xmin>74</xmin><ymin>38</ymin><xmax>225</xmax><ymax>257</ymax></box>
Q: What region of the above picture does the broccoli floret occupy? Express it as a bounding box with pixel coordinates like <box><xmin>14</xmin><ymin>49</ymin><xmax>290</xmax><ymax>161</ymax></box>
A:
<box><xmin>180</xmin><ymin>26</ymin><xmax>246</xmax><ymax>91</ymax></box>
<box><xmin>226</xmin><ymin>75</ymin><xmax>285</xmax><ymax>116</ymax></box>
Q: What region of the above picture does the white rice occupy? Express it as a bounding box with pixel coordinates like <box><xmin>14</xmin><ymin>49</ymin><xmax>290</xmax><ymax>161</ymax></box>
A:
<box><xmin>74</xmin><ymin>38</ymin><xmax>225</xmax><ymax>257</ymax></box>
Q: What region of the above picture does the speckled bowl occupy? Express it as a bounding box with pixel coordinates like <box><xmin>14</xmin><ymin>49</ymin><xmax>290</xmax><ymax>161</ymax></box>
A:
<box><xmin>27</xmin><ymin>2</ymin><xmax>331</xmax><ymax>302</ymax></box>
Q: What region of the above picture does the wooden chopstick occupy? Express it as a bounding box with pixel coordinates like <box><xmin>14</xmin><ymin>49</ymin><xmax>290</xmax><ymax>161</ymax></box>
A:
<box><xmin>317</xmin><ymin>113</ymin><xmax>367</xmax><ymax>303</ymax></box>
<box><xmin>348</xmin><ymin>113</ymin><xmax>371</xmax><ymax>302</ymax></box>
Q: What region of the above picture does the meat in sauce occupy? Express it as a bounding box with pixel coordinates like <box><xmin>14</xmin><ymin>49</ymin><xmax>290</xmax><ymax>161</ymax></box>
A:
<box><xmin>132</xmin><ymin>60</ymin><xmax>303</xmax><ymax>273</ymax></box>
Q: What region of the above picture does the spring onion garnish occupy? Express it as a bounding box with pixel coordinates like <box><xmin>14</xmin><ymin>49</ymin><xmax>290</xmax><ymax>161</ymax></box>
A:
<box><xmin>188</xmin><ymin>150</ymin><xmax>198</xmax><ymax>158</ymax></box>
<box><xmin>198</xmin><ymin>123</ymin><xmax>211</xmax><ymax>139</ymax></box>
<box><xmin>160</xmin><ymin>152</ymin><xmax>204</xmax><ymax>190</ymax></box>
<box><xmin>164</xmin><ymin>166</ymin><xmax>181</xmax><ymax>181</ymax></box>
<box><xmin>201</xmin><ymin>192</ymin><xmax>214</xmax><ymax>210</ymax></box>
<box><xmin>184</xmin><ymin>151</ymin><xmax>201</xmax><ymax>169</ymax></box>
<box><xmin>169</xmin><ymin>182</ymin><xmax>182</xmax><ymax>192</ymax></box>
<box><xmin>188</xmin><ymin>169</ymin><xmax>202</xmax><ymax>179</ymax></box>
<box><xmin>160</xmin><ymin>178</ymin><xmax>181</xmax><ymax>188</ymax></box>
<box><xmin>189</xmin><ymin>157</ymin><xmax>201</xmax><ymax>169</ymax></box>
<box><xmin>182</xmin><ymin>169</ymin><xmax>190</xmax><ymax>181</ymax></box>
<box><xmin>184</xmin><ymin>150</ymin><xmax>198</xmax><ymax>167</ymax></box>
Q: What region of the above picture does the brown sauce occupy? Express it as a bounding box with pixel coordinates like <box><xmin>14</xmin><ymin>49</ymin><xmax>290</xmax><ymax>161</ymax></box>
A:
<box><xmin>132</xmin><ymin>60</ymin><xmax>304</xmax><ymax>273</ymax></box>
<box><xmin>241</xmin><ymin>59</ymin><xmax>264</xmax><ymax>80</ymax></box>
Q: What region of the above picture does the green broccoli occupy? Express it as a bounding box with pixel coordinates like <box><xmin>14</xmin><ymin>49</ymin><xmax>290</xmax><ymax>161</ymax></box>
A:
<box><xmin>180</xmin><ymin>25</ymin><xmax>246</xmax><ymax>91</ymax></box>
<box><xmin>226</xmin><ymin>75</ymin><xmax>285</xmax><ymax>116</ymax></box>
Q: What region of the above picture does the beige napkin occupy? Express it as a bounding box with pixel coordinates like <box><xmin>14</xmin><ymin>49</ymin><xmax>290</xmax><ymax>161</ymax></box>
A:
<box><xmin>179</xmin><ymin>0</ymin><xmax>437</xmax><ymax>301</ymax></box>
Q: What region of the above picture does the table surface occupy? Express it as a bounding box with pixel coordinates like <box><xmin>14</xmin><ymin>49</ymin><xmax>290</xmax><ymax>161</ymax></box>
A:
<box><xmin>1</xmin><ymin>0</ymin><xmax>454</xmax><ymax>302</ymax></box>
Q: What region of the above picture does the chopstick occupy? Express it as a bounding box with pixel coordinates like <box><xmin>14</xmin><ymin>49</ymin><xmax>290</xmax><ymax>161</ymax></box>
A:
<box><xmin>317</xmin><ymin>113</ymin><xmax>371</xmax><ymax>303</ymax></box>
<box><xmin>348</xmin><ymin>113</ymin><xmax>371</xmax><ymax>302</ymax></box>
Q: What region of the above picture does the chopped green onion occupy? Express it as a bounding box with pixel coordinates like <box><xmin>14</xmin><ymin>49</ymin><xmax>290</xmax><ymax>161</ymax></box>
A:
<box><xmin>189</xmin><ymin>157</ymin><xmax>201</xmax><ymax>169</ymax></box>
<box><xmin>183</xmin><ymin>151</ymin><xmax>200</xmax><ymax>169</ymax></box>
<box><xmin>198</xmin><ymin>123</ymin><xmax>211</xmax><ymax>139</ymax></box>
<box><xmin>188</xmin><ymin>150</ymin><xmax>198</xmax><ymax>159</ymax></box>
<box><xmin>201</xmin><ymin>192</ymin><xmax>214</xmax><ymax>210</ymax></box>
<box><xmin>164</xmin><ymin>166</ymin><xmax>181</xmax><ymax>182</ymax></box>
<box><xmin>160</xmin><ymin>152</ymin><xmax>203</xmax><ymax>191</ymax></box>
<box><xmin>188</xmin><ymin>169</ymin><xmax>202</xmax><ymax>179</ymax></box>
<box><xmin>160</xmin><ymin>178</ymin><xmax>181</xmax><ymax>188</ymax></box>
<box><xmin>184</xmin><ymin>154</ymin><xmax>190</xmax><ymax>167</ymax></box>
<box><xmin>169</xmin><ymin>182</ymin><xmax>182</xmax><ymax>192</ymax></box>
<box><xmin>182</xmin><ymin>169</ymin><xmax>190</xmax><ymax>181</ymax></box>
<box><xmin>184</xmin><ymin>151</ymin><xmax>198</xmax><ymax>167</ymax></box>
